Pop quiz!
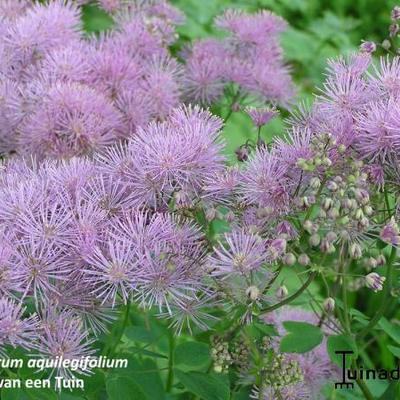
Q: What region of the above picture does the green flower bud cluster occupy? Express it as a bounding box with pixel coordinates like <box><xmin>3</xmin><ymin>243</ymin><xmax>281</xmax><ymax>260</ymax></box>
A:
<box><xmin>210</xmin><ymin>335</ymin><xmax>232</xmax><ymax>373</ymax></box>
<box><xmin>231</xmin><ymin>337</ymin><xmax>250</xmax><ymax>371</ymax></box>
<box><xmin>263</xmin><ymin>353</ymin><xmax>304</xmax><ymax>390</ymax></box>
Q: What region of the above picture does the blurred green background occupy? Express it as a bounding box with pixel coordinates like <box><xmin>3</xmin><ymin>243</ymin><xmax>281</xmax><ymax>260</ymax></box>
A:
<box><xmin>82</xmin><ymin>0</ymin><xmax>398</xmax><ymax>157</ymax></box>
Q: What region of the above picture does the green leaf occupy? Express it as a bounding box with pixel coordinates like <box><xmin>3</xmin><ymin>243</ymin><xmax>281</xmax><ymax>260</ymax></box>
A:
<box><xmin>280</xmin><ymin>321</ymin><xmax>323</xmax><ymax>353</ymax></box>
<box><xmin>174</xmin><ymin>341</ymin><xmax>210</xmax><ymax>367</ymax></box>
<box><xmin>123</xmin><ymin>326</ymin><xmax>158</xmax><ymax>343</ymax></box>
<box><xmin>124</xmin><ymin>359</ymin><xmax>165</xmax><ymax>400</ymax></box>
<box><xmin>327</xmin><ymin>334</ymin><xmax>357</xmax><ymax>367</ymax></box>
<box><xmin>379</xmin><ymin>317</ymin><xmax>400</xmax><ymax>343</ymax></box>
<box><xmin>106</xmin><ymin>375</ymin><xmax>147</xmax><ymax>400</ymax></box>
<box><xmin>1</xmin><ymin>388</ymin><xmax>27</xmax><ymax>400</ymax></box>
<box><xmin>25</xmin><ymin>388</ymin><xmax>58</xmax><ymax>400</ymax></box>
<box><xmin>175</xmin><ymin>370</ymin><xmax>229</xmax><ymax>400</ymax></box>
<box><xmin>388</xmin><ymin>345</ymin><xmax>400</xmax><ymax>358</ymax></box>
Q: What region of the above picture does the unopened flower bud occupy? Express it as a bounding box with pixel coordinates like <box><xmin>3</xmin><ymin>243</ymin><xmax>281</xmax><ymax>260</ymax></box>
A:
<box><xmin>276</xmin><ymin>285</ymin><xmax>288</xmax><ymax>299</ymax></box>
<box><xmin>283</xmin><ymin>253</ymin><xmax>296</xmax><ymax>266</ymax></box>
<box><xmin>246</xmin><ymin>286</ymin><xmax>260</xmax><ymax>301</ymax></box>
<box><xmin>359</xmin><ymin>217</ymin><xmax>370</xmax><ymax>229</ymax></box>
<box><xmin>390</xmin><ymin>23</ymin><xmax>400</xmax><ymax>37</ymax></box>
<box><xmin>392</xmin><ymin>6</ymin><xmax>400</xmax><ymax>21</ymax></box>
<box><xmin>327</xmin><ymin>181</ymin><xmax>338</xmax><ymax>191</ymax></box>
<box><xmin>322</xmin><ymin>157</ymin><xmax>332</xmax><ymax>167</ymax></box>
<box><xmin>382</xmin><ymin>39</ymin><xmax>391</xmax><ymax>50</ymax></box>
<box><xmin>360</xmin><ymin>40</ymin><xmax>376</xmax><ymax>53</ymax></box>
<box><xmin>338</xmin><ymin>215</ymin><xmax>350</xmax><ymax>225</ymax></box>
<box><xmin>355</xmin><ymin>209</ymin><xmax>364</xmax><ymax>221</ymax></box>
<box><xmin>364</xmin><ymin>205</ymin><xmax>373</xmax><ymax>216</ymax></box>
<box><xmin>309</xmin><ymin>233</ymin><xmax>321</xmax><ymax>247</ymax></box>
<box><xmin>338</xmin><ymin>144</ymin><xmax>346</xmax><ymax>154</ymax></box>
<box><xmin>235</xmin><ymin>146</ymin><xmax>249</xmax><ymax>162</ymax></box>
<box><xmin>300</xmin><ymin>197</ymin><xmax>310</xmax><ymax>207</ymax></box>
<box><xmin>365</xmin><ymin>272</ymin><xmax>386</xmax><ymax>292</ymax></box>
<box><xmin>322</xmin><ymin>198</ymin><xmax>334</xmax><ymax>211</ymax></box>
<box><xmin>298</xmin><ymin>254</ymin><xmax>310</xmax><ymax>266</ymax></box>
<box><xmin>313</xmin><ymin>157</ymin><xmax>322</xmax><ymax>166</ymax></box>
<box><xmin>303</xmin><ymin>220</ymin><xmax>313</xmax><ymax>234</ymax></box>
<box><xmin>380</xmin><ymin>217</ymin><xmax>400</xmax><ymax>245</ymax></box>
<box><xmin>349</xmin><ymin>243</ymin><xmax>362</xmax><ymax>259</ymax></box>
<box><xmin>310</xmin><ymin>177</ymin><xmax>321</xmax><ymax>189</ymax></box>
<box><xmin>326</xmin><ymin>231</ymin><xmax>338</xmax><ymax>243</ymax></box>
<box><xmin>296</xmin><ymin>158</ymin><xmax>308</xmax><ymax>170</ymax></box>
<box><xmin>354</xmin><ymin>189</ymin><xmax>369</xmax><ymax>205</ymax></box>
<box><xmin>376</xmin><ymin>254</ymin><xmax>386</xmax><ymax>267</ymax></box>
<box><xmin>366</xmin><ymin>257</ymin><xmax>377</xmax><ymax>269</ymax></box>
<box><xmin>323</xmin><ymin>297</ymin><xmax>335</xmax><ymax>313</ymax></box>
<box><xmin>327</xmin><ymin>208</ymin><xmax>340</xmax><ymax>219</ymax></box>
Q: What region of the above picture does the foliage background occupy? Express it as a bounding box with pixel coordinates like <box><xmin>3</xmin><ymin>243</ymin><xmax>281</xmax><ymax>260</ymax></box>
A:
<box><xmin>3</xmin><ymin>1</ymin><xmax>399</xmax><ymax>400</ymax></box>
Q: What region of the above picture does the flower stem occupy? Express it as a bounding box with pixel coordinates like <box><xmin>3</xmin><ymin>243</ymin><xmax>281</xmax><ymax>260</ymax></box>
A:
<box><xmin>260</xmin><ymin>271</ymin><xmax>317</xmax><ymax>314</ymax></box>
<box><xmin>357</xmin><ymin>246</ymin><xmax>397</xmax><ymax>340</ymax></box>
<box><xmin>107</xmin><ymin>299</ymin><xmax>131</xmax><ymax>357</ymax></box>
<box><xmin>166</xmin><ymin>334</ymin><xmax>175</xmax><ymax>392</ymax></box>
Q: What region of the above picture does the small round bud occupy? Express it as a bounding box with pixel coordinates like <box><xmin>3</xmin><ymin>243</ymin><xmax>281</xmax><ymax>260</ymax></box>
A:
<box><xmin>303</xmin><ymin>220</ymin><xmax>313</xmax><ymax>234</ymax></box>
<box><xmin>327</xmin><ymin>181</ymin><xmax>338</xmax><ymax>191</ymax></box>
<box><xmin>355</xmin><ymin>209</ymin><xmax>364</xmax><ymax>221</ymax></box>
<box><xmin>382</xmin><ymin>39</ymin><xmax>391</xmax><ymax>50</ymax></box>
<box><xmin>323</xmin><ymin>297</ymin><xmax>335</xmax><ymax>313</ymax></box>
<box><xmin>327</xmin><ymin>208</ymin><xmax>340</xmax><ymax>219</ymax></box>
<box><xmin>246</xmin><ymin>286</ymin><xmax>260</xmax><ymax>301</ymax></box>
<box><xmin>298</xmin><ymin>254</ymin><xmax>310</xmax><ymax>266</ymax></box>
<box><xmin>313</xmin><ymin>157</ymin><xmax>322</xmax><ymax>166</ymax></box>
<box><xmin>392</xmin><ymin>5</ymin><xmax>400</xmax><ymax>20</ymax></box>
<box><xmin>359</xmin><ymin>216</ymin><xmax>370</xmax><ymax>229</ymax></box>
<box><xmin>322</xmin><ymin>157</ymin><xmax>332</xmax><ymax>167</ymax></box>
<box><xmin>376</xmin><ymin>254</ymin><xmax>386</xmax><ymax>267</ymax></box>
<box><xmin>310</xmin><ymin>177</ymin><xmax>321</xmax><ymax>190</ymax></box>
<box><xmin>283</xmin><ymin>253</ymin><xmax>296</xmax><ymax>266</ymax></box>
<box><xmin>276</xmin><ymin>285</ymin><xmax>288</xmax><ymax>299</ymax></box>
<box><xmin>309</xmin><ymin>233</ymin><xmax>321</xmax><ymax>247</ymax></box>
<box><xmin>326</xmin><ymin>231</ymin><xmax>338</xmax><ymax>243</ymax></box>
<box><xmin>390</xmin><ymin>23</ymin><xmax>400</xmax><ymax>37</ymax></box>
<box><xmin>349</xmin><ymin>243</ymin><xmax>362</xmax><ymax>259</ymax></box>
<box><xmin>366</xmin><ymin>257</ymin><xmax>377</xmax><ymax>269</ymax></box>
<box><xmin>364</xmin><ymin>205</ymin><xmax>373</xmax><ymax>216</ymax></box>
<box><xmin>360</xmin><ymin>40</ymin><xmax>376</xmax><ymax>54</ymax></box>
<box><xmin>338</xmin><ymin>216</ymin><xmax>350</xmax><ymax>225</ymax></box>
<box><xmin>338</xmin><ymin>144</ymin><xmax>346</xmax><ymax>154</ymax></box>
<box><xmin>235</xmin><ymin>146</ymin><xmax>249</xmax><ymax>162</ymax></box>
<box><xmin>322</xmin><ymin>198</ymin><xmax>334</xmax><ymax>211</ymax></box>
<box><xmin>365</xmin><ymin>272</ymin><xmax>386</xmax><ymax>292</ymax></box>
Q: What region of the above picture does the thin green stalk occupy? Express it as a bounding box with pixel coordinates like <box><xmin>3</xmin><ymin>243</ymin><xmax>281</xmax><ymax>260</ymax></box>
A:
<box><xmin>107</xmin><ymin>299</ymin><xmax>131</xmax><ymax>357</ymax></box>
<box><xmin>357</xmin><ymin>246</ymin><xmax>397</xmax><ymax>340</ymax></box>
<box><xmin>352</xmin><ymin>359</ymin><xmax>374</xmax><ymax>400</ymax></box>
<box><xmin>166</xmin><ymin>334</ymin><xmax>175</xmax><ymax>392</ymax></box>
<box><xmin>260</xmin><ymin>271</ymin><xmax>317</xmax><ymax>314</ymax></box>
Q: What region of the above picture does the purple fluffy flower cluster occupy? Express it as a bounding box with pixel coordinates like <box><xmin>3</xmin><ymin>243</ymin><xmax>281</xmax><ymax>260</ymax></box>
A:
<box><xmin>292</xmin><ymin>52</ymin><xmax>400</xmax><ymax>178</ymax></box>
<box><xmin>0</xmin><ymin>105</ymin><xmax>226</xmax><ymax>358</ymax></box>
<box><xmin>182</xmin><ymin>9</ymin><xmax>294</xmax><ymax>105</ymax></box>
<box><xmin>0</xmin><ymin>0</ymin><xmax>184</xmax><ymax>158</ymax></box>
